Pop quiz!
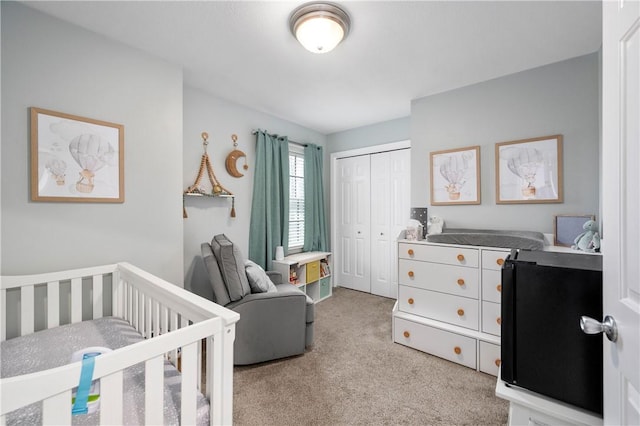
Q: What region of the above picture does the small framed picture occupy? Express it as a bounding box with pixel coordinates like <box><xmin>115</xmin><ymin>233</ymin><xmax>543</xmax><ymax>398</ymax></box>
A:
<box><xmin>30</xmin><ymin>107</ymin><xmax>124</xmax><ymax>203</ymax></box>
<box><xmin>496</xmin><ymin>135</ymin><xmax>563</xmax><ymax>204</ymax></box>
<box><xmin>430</xmin><ymin>146</ymin><xmax>480</xmax><ymax>205</ymax></box>
<box><xmin>554</xmin><ymin>215</ymin><xmax>595</xmax><ymax>247</ymax></box>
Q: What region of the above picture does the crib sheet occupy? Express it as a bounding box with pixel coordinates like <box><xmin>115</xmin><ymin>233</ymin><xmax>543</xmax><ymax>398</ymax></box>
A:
<box><xmin>1</xmin><ymin>317</ymin><xmax>209</xmax><ymax>425</ymax></box>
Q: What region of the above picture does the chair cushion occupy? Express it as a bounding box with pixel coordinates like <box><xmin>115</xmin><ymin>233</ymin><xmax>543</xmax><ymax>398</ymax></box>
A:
<box><xmin>211</xmin><ymin>234</ymin><xmax>251</xmax><ymax>302</ymax></box>
<box><xmin>245</xmin><ymin>260</ymin><xmax>277</xmax><ymax>293</ymax></box>
<box><xmin>200</xmin><ymin>243</ymin><xmax>231</xmax><ymax>306</ymax></box>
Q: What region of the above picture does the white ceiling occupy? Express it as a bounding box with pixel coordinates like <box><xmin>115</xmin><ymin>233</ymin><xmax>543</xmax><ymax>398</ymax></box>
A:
<box><xmin>22</xmin><ymin>1</ymin><xmax>602</xmax><ymax>135</ymax></box>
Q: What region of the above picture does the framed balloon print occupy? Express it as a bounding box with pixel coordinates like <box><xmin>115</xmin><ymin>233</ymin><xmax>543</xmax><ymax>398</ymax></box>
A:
<box><xmin>430</xmin><ymin>146</ymin><xmax>480</xmax><ymax>205</ymax></box>
<box><xmin>30</xmin><ymin>107</ymin><xmax>124</xmax><ymax>203</ymax></box>
<box><xmin>495</xmin><ymin>135</ymin><xmax>563</xmax><ymax>204</ymax></box>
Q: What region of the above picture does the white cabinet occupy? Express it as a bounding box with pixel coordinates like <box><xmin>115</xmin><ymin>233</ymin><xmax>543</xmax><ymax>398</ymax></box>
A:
<box><xmin>334</xmin><ymin>149</ymin><xmax>410</xmax><ymax>298</ymax></box>
<box><xmin>272</xmin><ymin>251</ymin><xmax>332</xmax><ymax>303</ymax></box>
<box><xmin>393</xmin><ymin>240</ymin><xmax>509</xmax><ymax>377</ymax></box>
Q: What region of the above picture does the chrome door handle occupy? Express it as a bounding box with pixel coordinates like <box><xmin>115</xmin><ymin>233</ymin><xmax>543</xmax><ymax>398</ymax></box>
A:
<box><xmin>580</xmin><ymin>315</ymin><xmax>618</xmax><ymax>342</ymax></box>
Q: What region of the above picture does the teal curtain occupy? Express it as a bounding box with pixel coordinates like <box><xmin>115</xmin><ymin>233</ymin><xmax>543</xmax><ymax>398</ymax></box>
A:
<box><xmin>303</xmin><ymin>144</ymin><xmax>328</xmax><ymax>252</ymax></box>
<box><xmin>248</xmin><ymin>131</ymin><xmax>289</xmax><ymax>271</ymax></box>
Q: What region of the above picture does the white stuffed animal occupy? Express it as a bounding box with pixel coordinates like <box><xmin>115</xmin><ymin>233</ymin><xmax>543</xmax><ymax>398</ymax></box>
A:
<box><xmin>572</xmin><ymin>220</ymin><xmax>601</xmax><ymax>253</ymax></box>
<box><xmin>427</xmin><ymin>215</ymin><xmax>444</xmax><ymax>235</ymax></box>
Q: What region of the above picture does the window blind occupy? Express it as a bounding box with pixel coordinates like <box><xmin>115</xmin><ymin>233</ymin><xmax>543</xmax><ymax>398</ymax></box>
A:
<box><xmin>288</xmin><ymin>146</ymin><xmax>305</xmax><ymax>250</ymax></box>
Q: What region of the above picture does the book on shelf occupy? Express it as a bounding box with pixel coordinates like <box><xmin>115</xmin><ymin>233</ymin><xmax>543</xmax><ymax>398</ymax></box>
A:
<box><xmin>320</xmin><ymin>259</ymin><xmax>331</xmax><ymax>277</ymax></box>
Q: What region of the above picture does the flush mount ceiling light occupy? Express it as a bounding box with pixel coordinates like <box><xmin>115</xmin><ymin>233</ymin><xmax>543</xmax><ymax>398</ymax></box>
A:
<box><xmin>289</xmin><ymin>2</ymin><xmax>351</xmax><ymax>54</ymax></box>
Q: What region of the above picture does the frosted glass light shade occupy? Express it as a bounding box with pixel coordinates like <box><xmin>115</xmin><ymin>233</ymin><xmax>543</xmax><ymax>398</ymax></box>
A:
<box><xmin>290</xmin><ymin>3</ymin><xmax>350</xmax><ymax>54</ymax></box>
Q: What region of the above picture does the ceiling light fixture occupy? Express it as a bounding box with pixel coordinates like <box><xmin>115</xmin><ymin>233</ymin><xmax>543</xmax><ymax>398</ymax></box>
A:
<box><xmin>289</xmin><ymin>2</ymin><xmax>351</xmax><ymax>54</ymax></box>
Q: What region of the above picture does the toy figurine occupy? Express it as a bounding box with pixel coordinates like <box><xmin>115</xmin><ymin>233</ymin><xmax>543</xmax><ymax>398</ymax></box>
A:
<box><xmin>572</xmin><ymin>220</ymin><xmax>600</xmax><ymax>253</ymax></box>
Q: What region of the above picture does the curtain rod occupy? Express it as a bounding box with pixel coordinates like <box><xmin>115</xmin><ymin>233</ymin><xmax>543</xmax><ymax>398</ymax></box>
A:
<box><xmin>252</xmin><ymin>129</ymin><xmax>307</xmax><ymax>147</ymax></box>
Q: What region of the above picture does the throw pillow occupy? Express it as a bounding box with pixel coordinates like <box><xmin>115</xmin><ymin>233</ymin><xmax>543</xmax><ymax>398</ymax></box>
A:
<box><xmin>211</xmin><ymin>234</ymin><xmax>251</xmax><ymax>301</ymax></box>
<box><xmin>245</xmin><ymin>260</ymin><xmax>277</xmax><ymax>294</ymax></box>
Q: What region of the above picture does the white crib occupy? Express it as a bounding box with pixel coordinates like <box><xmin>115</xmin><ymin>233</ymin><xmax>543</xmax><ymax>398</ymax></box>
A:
<box><xmin>0</xmin><ymin>262</ymin><xmax>239</xmax><ymax>425</ymax></box>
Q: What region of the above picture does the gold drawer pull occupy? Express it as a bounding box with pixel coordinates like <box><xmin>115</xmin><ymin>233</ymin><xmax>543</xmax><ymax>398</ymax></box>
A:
<box><xmin>457</xmin><ymin>308</ymin><xmax>465</xmax><ymax>317</ymax></box>
<box><xmin>496</xmin><ymin>258</ymin><xmax>505</xmax><ymax>266</ymax></box>
<box><xmin>457</xmin><ymin>254</ymin><xmax>465</xmax><ymax>262</ymax></box>
<box><xmin>457</xmin><ymin>278</ymin><xmax>465</xmax><ymax>286</ymax></box>
<box><xmin>408</xmin><ymin>298</ymin><xmax>414</xmax><ymax>305</ymax></box>
<box><xmin>403</xmin><ymin>331</ymin><xmax>410</xmax><ymax>338</ymax></box>
<box><xmin>496</xmin><ymin>284</ymin><xmax>502</xmax><ymax>292</ymax></box>
<box><xmin>408</xmin><ymin>270</ymin><xmax>414</xmax><ymax>277</ymax></box>
<box><xmin>496</xmin><ymin>317</ymin><xmax>502</xmax><ymax>325</ymax></box>
<box><xmin>454</xmin><ymin>346</ymin><xmax>462</xmax><ymax>355</ymax></box>
<box><xmin>408</xmin><ymin>249</ymin><xmax>414</xmax><ymax>256</ymax></box>
<box><xmin>495</xmin><ymin>359</ymin><xmax>501</xmax><ymax>367</ymax></box>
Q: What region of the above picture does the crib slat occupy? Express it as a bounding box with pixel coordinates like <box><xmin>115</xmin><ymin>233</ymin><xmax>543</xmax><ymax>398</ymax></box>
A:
<box><xmin>1</xmin><ymin>288</ymin><xmax>6</xmax><ymax>341</ymax></box>
<box><xmin>144</xmin><ymin>355</ymin><xmax>164</xmax><ymax>425</ymax></box>
<box><xmin>100</xmin><ymin>370</ymin><xmax>123</xmax><ymax>424</ymax></box>
<box><xmin>181</xmin><ymin>341</ymin><xmax>197</xmax><ymax>426</ymax></box>
<box><xmin>21</xmin><ymin>285</ymin><xmax>35</xmax><ymax>336</ymax></box>
<box><xmin>145</xmin><ymin>296</ymin><xmax>152</xmax><ymax>339</ymax></box>
<box><xmin>170</xmin><ymin>311</ymin><xmax>178</xmax><ymax>366</ymax></box>
<box><xmin>92</xmin><ymin>274</ymin><xmax>103</xmax><ymax>319</ymax></box>
<box><xmin>42</xmin><ymin>390</ymin><xmax>71</xmax><ymax>425</ymax></box>
<box><xmin>138</xmin><ymin>291</ymin><xmax>144</xmax><ymax>336</ymax></box>
<box><xmin>71</xmin><ymin>277</ymin><xmax>82</xmax><ymax>323</ymax></box>
<box><xmin>153</xmin><ymin>300</ymin><xmax>160</xmax><ymax>338</ymax></box>
<box><xmin>47</xmin><ymin>282</ymin><xmax>60</xmax><ymax>329</ymax></box>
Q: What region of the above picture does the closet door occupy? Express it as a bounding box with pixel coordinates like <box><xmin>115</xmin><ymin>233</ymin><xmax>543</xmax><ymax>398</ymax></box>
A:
<box><xmin>336</xmin><ymin>155</ymin><xmax>371</xmax><ymax>293</ymax></box>
<box><xmin>370</xmin><ymin>149</ymin><xmax>410</xmax><ymax>298</ymax></box>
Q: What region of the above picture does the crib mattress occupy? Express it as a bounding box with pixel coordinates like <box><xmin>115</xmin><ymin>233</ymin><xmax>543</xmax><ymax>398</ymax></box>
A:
<box><xmin>1</xmin><ymin>317</ymin><xmax>209</xmax><ymax>425</ymax></box>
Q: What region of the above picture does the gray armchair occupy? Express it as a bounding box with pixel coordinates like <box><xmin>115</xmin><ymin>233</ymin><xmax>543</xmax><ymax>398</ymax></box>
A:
<box><xmin>201</xmin><ymin>235</ymin><xmax>314</xmax><ymax>365</ymax></box>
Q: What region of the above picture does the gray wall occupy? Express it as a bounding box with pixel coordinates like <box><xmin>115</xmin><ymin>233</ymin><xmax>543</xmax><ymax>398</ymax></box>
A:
<box><xmin>183</xmin><ymin>87</ymin><xmax>326</xmax><ymax>299</ymax></box>
<box><xmin>1</xmin><ymin>3</ymin><xmax>184</xmax><ymax>283</ymax></box>
<box><xmin>411</xmin><ymin>53</ymin><xmax>600</xmax><ymax>234</ymax></box>
<box><xmin>326</xmin><ymin>117</ymin><xmax>410</xmax><ymax>154</ymax></box>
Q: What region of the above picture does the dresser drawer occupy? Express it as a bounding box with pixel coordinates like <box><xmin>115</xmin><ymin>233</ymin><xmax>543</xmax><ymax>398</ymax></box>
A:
<box><xmin>479</xmin><ymin>341</ymin><xmax>501</xmax><ymax>376</ymax></box>
<box><xmin>481</xmin><ymin>249</ymin><xmax>510</xmax><ymax>271</ymax></box>
<box><xmin>399</xmin><ymin>243</ymin><xmax>479</xmax><ymax>268</ymax></box>
<box><xmin>482</xmin><ymin>301</ymin><xmax>501</xmax><ymax>336</ymax></box>
<box><xmin>481</xmin><ymin>269</ymin><xmax>502</xmax><ymax>303</ymax></box>
<box><xmin>394</xmin><ymin>317</ymin><xmax>477</xmax><ymax>369</ymax></box>
<box><xmin>399</xmin><ymin>286</ymin><xmax>479</xmax><ymax>330</ymax></box>
<box><xmin>399</xmin><ymin>259</ymin><xmax>479</xmax><ymax>299</ymax></box>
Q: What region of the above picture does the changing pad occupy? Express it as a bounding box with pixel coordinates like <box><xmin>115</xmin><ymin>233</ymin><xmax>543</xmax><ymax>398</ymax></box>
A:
<box><xmin>1</xmin><ymin>317</ymin><xmax>209</xmax><ymax>425</ymax></box>
<box><xmin>426</xmin><ymin>228</ymin><xmax>545</xmax><ymax>250</ymax></box>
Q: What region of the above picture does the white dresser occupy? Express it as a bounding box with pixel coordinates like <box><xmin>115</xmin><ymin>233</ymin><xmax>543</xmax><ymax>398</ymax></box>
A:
<box><xmin>392</xmin><ymin>240</ymin><xmax>509</xmax><ymax>376</ymax></box>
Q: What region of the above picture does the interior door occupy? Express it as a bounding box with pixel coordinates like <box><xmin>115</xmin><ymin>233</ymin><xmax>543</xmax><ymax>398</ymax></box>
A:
<box><xmin>370</xmin><ymin>152</ymin><xmax>391</xmax><ymax>297</ymax></box>
<box><xmin>336</xmin><ymin>155</ymin><xmax>371</xmax><ymax>293</ymax></box>
<box><xmin>602</xmin><ymin>1</ymin><xmax>640</xmax><ymax>424</ymax></box>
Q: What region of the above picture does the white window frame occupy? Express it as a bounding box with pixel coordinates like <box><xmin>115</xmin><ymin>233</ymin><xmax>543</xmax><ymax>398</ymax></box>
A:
<box><xmin>288</xmin><ymin>144</ymin><xmax>305</xmax><ymax>253</ymax></box>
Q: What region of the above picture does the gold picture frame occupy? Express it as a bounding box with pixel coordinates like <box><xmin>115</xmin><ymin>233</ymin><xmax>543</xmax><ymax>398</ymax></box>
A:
<box><xmin>30</xmin><ymin>107</ymin><xmax>124</xmax><ymax>203</ymax></box>
<box><xmin>495</xmin><ymin>134</ymin><xmax>563</xmax><ymax>204</ymax></box>
<box><xmin>430</xmin><ymin>145</ymin><xmax>480</xmax><ymax>205</ymax></box>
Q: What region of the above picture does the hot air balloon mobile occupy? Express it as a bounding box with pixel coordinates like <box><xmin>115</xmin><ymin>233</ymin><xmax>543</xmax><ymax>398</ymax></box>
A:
<box><xmin>45</xmin><ymin>157</ymin><xmax>67</xmax><ymax>185</ymax></box>
<box><xmin>439</xmin><ymin>153</ymin><xmax>471</xmax><ymax>200</ymax></box>
<box><xmin>506</xmin><ymin>147</ymin><xmax>543</xmax><ymax>198</ymax></box>
<box><xmin>68</xmin><ymin>134</ymin><xmax>116</xmax><ymax>193</ymax></box>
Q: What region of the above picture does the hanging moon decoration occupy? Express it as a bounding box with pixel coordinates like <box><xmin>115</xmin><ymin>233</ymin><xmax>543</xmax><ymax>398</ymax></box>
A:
<box><xmin>225</xmin><ymin>134</ymin><xmax>248</xmax><ymax>177</ymax></box>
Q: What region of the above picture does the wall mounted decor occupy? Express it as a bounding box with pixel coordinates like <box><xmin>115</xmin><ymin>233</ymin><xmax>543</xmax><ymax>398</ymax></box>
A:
<box><xmin>183</xmin><ymin>132</ymin><xmax>235</xmax><ymax>218</ymax></box>
<box><xmin>430</xmin><ymin>146</ymin><xmax>480</xmax><ymax>205</ymax></box>
<box><xmin>496</xmin><ymin>135</ymin><xmax>563</xmax><ymax>204</ymax></box>
<box><xmin>225</xmin><ymin>134</ymin><xmax>248</xmax><ymax>178</ymax></box>
<box><xmin>30</xmin><ymin>107</ymin><xmax>124</xmax><ymax>203</ymax></box>
<box><xmin>554</xmin><ymin>214</ymin><xmax>595</xmax><ymax>247</ymax></box>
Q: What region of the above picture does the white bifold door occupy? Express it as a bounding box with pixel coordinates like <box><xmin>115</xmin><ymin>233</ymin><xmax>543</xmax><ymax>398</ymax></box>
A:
<box><xmin>336</xmin><ymin>149</ymin><xmax>410</xmax><ymax>298</ymax></box>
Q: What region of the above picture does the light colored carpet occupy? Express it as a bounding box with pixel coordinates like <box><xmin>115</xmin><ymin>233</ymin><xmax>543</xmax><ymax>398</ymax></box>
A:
<box><xmin>233</xmin><ymin>287</ymin><xmax>509</xmax><ymax>425</ymax></box>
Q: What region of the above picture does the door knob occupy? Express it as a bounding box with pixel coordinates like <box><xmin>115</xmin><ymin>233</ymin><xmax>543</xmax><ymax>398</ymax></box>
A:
<box><xmin>580</xmin><ymin>315</ymin><xmax>618</xmax><ymax>342</ymax></box>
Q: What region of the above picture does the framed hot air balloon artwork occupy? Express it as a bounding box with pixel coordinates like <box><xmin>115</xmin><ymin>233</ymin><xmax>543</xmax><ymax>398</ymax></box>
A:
<box><xmin>430</xmin><ymin>145</ymin><xmax>481</xmax><ymax>205</ymax></box>
<box><xmin>495</xmin><ymin>135</ymin><xmax>563</xmax><ymax>204</ymax></box>
<box><xmin>30</xmin><ymin>107</ymin><xmax>124</xmax><ymax>203</ymax></box>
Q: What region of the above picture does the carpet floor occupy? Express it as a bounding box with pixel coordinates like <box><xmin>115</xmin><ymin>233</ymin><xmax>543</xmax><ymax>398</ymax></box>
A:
<box><xmin>233</xmin><ymin>287</ymin><xmax>509</xmax><ymax>425</ymax></box>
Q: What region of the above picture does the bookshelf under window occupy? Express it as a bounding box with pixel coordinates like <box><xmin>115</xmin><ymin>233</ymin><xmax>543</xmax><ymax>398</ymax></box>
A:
<box><xmin>272</xmin><ymin>251</ymin><xmax>332</xmax><ymax>303</ymax></box>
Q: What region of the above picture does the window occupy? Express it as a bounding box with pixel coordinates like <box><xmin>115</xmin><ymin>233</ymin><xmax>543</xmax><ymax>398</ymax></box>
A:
<box><xmin>288</xmin><ymin>145</ymin><xmax>304</xmax><ymax>251</ymax></box>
